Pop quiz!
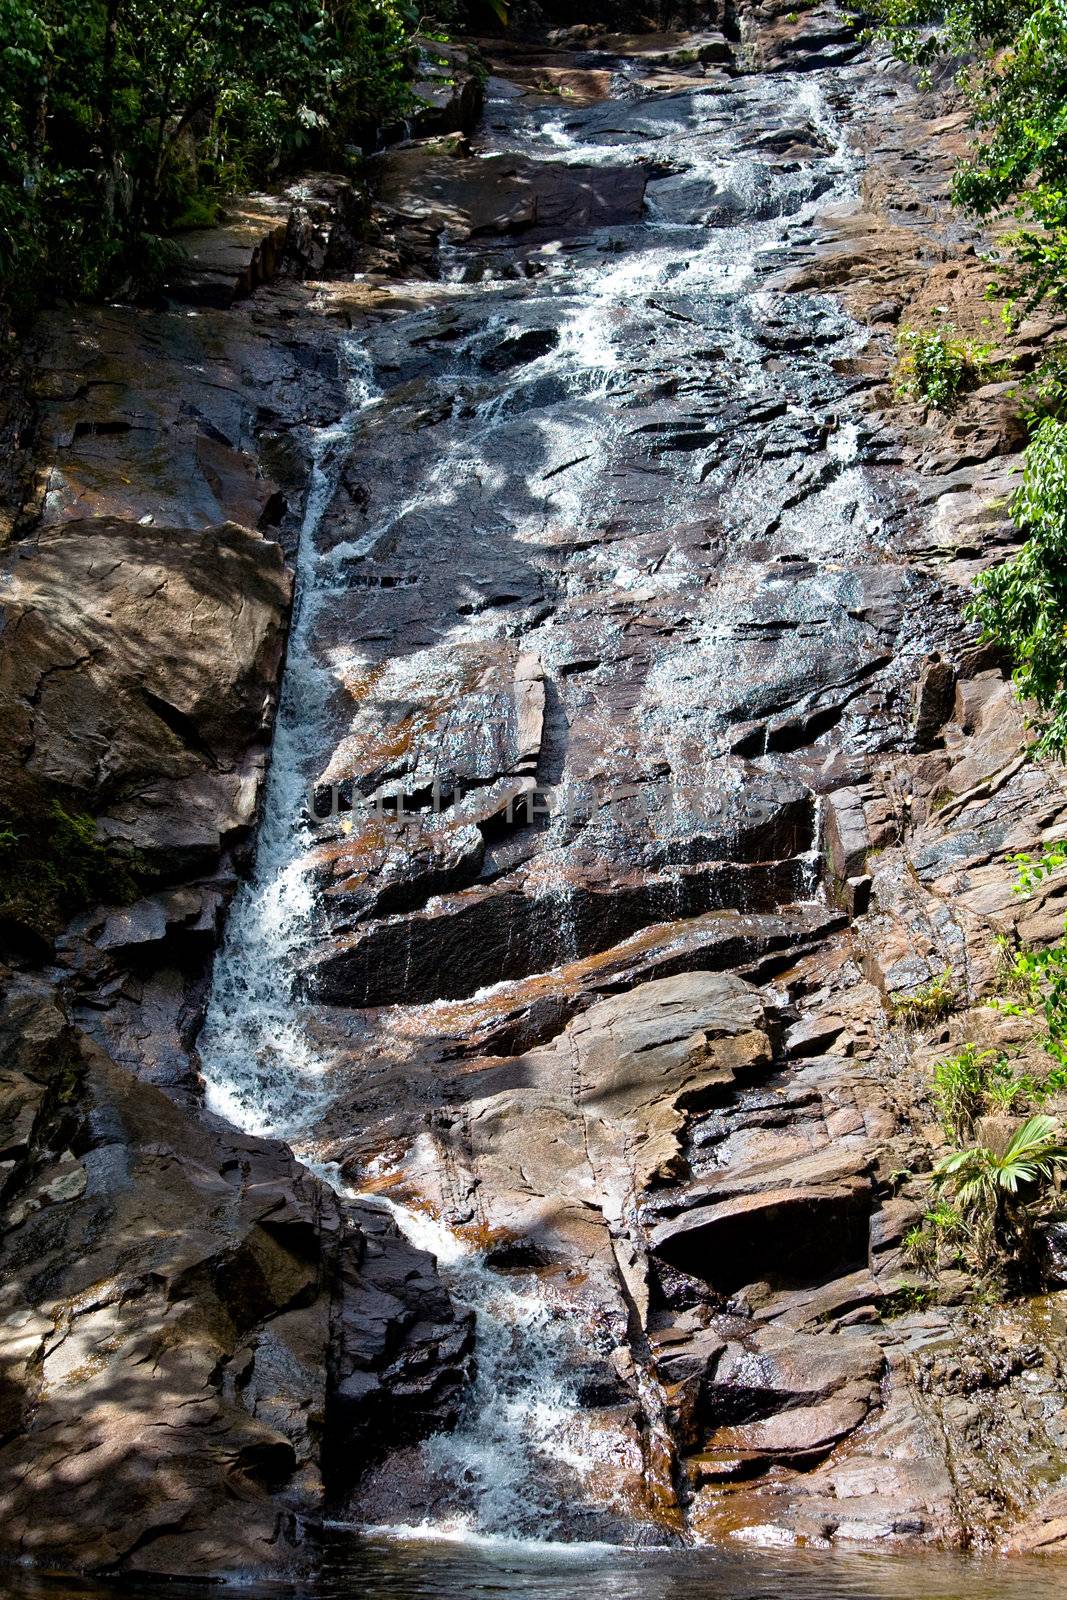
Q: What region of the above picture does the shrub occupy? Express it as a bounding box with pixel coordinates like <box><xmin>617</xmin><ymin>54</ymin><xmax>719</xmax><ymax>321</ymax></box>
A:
<box><xmin>928</xmin><ymin>1043</ymin><xmax>1041</xmax><ymax>1137</ymax></box>
<box><xmin>931</xmin><ymin>1044</ymin><xmax>1001</xmax><ymax>1138</ymax></box>
<box><xmin>904</xmin><ymin>1200</ymin><xmax>966</xmax><ymax>1274</ymax></box>
<box><xmin>894</xmin><ymin>325</ymin><xmax>997</xmax><ymax>411</ymax></box>
<box><xmin>970</xmin><ymin>418</ymin><xmax>1067</xmax><ymax>755</ymax></box>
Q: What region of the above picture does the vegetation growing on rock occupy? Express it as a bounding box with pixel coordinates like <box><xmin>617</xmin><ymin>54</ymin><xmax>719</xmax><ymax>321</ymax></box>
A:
<box><xmin>991</xmin><ymin>843</ymin><xmax>1067</xmax><ymax>1064</ymax></box>
<box><xmin>934</xmin><ymin>1115</ymin><xmax>1067</xmax><ymax>1268</ymax></box>
<box><xmin>872</xmin><ymin>0</ymin><xmax>1067</xmax><ymax>756</ymax></box>
<box><xmin>903</xmin><ymin>852</ymin><xmax>1067</xmax><ymax>1290</ymax></box>
<box><xmin>0</xmin><ymin>800</ymin><xmax>140</xmax><ymax>941</ymax></box>
<box><xmin>869</xmin><ymin>0</ymin><xmax>1067</xmax><ymax>316</ymax></box>
<box><xmin>894</xmin><ymin>323</ymin><xmax>997</xmax><ymax>411</ymax></box>
<box><xmin>887</xmin><ymin>965</ymin><xmax>959</xmax><ymax>1024</ymax></box>
<box><xmin>970</xmin><ymin>417</ymin><xmax>1067</xmax><ymax>755</ymax></box>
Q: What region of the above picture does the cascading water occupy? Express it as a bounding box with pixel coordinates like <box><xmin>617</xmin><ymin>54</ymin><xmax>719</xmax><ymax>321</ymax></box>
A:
<box><xmin>311</xmin><ymin>1167</ymin><xmax>645</xmax><ymax>1545</ymax></box>
<box><xmin>195</xmin><ymin>55</ymin><xmax>904</xmax><ymax>1551</ymax></box>
<box><xmin>197</xmin><ymin>352</ymin><xmax>380</xmax><ymax>1139</ymax></box>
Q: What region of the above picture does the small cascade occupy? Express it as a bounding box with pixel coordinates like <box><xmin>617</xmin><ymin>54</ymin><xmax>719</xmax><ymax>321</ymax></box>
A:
<box><xmin>312</xmin><ymin>1166</ymin><xmax>658</xmax><ymax>1545</ymax></box>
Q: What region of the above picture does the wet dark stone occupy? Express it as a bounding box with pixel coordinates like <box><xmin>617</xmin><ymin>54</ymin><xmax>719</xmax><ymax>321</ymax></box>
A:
<box><xmin>480</xmin><ymin>328</ymin><xmax>561</xmax><ymax>371</ymax></box>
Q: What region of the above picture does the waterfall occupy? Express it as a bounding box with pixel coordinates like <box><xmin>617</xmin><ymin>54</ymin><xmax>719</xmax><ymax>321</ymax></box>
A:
<box><xmin>197</xmin><ymin>349</ymin><xmax>380</xmax><ymax>1139</ymax></box>
<box><xmin>193</xmin><ymin>57</ymin><xmax>891</xmax><ymax>1553</ymax></box>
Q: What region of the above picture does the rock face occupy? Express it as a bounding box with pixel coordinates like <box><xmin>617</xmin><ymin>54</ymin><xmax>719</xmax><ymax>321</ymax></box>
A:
<box><xmin>648</xmin><ymin>1146</ymin><xmax>875</xmax><ymax>1290</ymax></box>
<box><xmin>4</xmin><ymin>8</ymin><xmax>1067</xmax><ymax>1584</ymax></box>
<box><xmin>0</xmin><ymin>519</ymin><xmax>290</xmax><ymax>881</ymax></box>
<box><xmin>287</xmin><ymin>18</ymin><xmax>1067</xmax><ymax>1561</ymax></box>
<box><xmin>0</xmin><ymin>181</ymin><xmax>475</xmax><ymax>1578</ymax></box>
<box><xmin>403</xmin><ymin>971</ymin><xmax>774</xmax><ymax>1310</ymax></box>
<box><xmin>0</xmin><ymin>987</ymin><xmax>471</xmax><ymax>1575</ymax></box>
<box><xmin>29</xmin><ymin>296</ymin><xmax>342</xmax><ymax>533</ymax></box>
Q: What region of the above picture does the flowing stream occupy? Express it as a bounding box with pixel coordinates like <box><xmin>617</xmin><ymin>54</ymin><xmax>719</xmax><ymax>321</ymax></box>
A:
<box><xmin>197</xmin><ymin>49</ymin><xmax>914</xmax><ymax>1554</ymax></box>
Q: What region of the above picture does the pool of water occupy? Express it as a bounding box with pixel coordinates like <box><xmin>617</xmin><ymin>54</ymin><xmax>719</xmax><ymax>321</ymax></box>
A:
<box><xmin>7</xmin><ymin>1537</ymin><xmax>1067</xmax><ymax>1600</ymax></box>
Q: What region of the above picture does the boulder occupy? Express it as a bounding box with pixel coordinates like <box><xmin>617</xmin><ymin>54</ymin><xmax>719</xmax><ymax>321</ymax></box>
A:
<box><xmin>0</xmin><ymin>519</ymin><xmax>291</xmax><ymax>892</ymax></box>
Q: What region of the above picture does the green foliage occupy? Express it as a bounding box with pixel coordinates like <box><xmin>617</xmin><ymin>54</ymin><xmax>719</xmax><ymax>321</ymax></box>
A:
<box><xmin>904</xmin><ymin>1199</ymin><xmax>967</xmax><ymax>1274</ymax></box>
<box><xmin>988</xmin><ymin>845</ymin><xmax>1067</xmax><ymax>1068</ymax></box>
<box><xmin>1007</xmin><ymin>840</ymin><xmax>1067</xmax><ymax>893</ymax></box>
<box><xmin>868</xmin><ymin>0</ymin><xmax>1067</xmax><ymax>315</ymax></box>
<box><xmin>931</xmin><ymin>1044</ymin><xmax>1003</xmax><ymax>1137</ymax></box>
<box><xmin>934</xmin><ymin>1113</ymin><xmax>1067</xmax><ymax>1264</ymax></box>
<box><xmin>889</xmin><ymin>967</ymin><xmax>959</xmax><ymax>1025</ymax></box>
<box><xmin>1030</xmin><ymin>345</ymin><xmax>1067</xmax><ymax>419</ymax></box>
<box><xmin>969</xmin><ymin>417</ymin><xmax>1067</xmax><ymax>756</ymax></box>
<box><xmin>929</xmin><ymin>1041</ymin><xmax>1046</xmax><ymax>1136</ymax></box>
<box><xmin>0</xmin><ymin>0</ymin><xmax>425</xmax><ymax>311</ymax></box>
<box><xmin>993</xmin><ymin>935</ymin><xmax>1067</xmax><ymax>1066</ymax></box>
<box><xmin>894</xmin><ymin>324</ymin><xmax>998</xmax><ymax>411</ymax></box>
<box><xmin>881</xmin><ymin>1280</ymin><xmax>934</xmax><ymax>1313</ymax></box>
<box><xmin>985</xmin><ymin>1070</ymin><xmax>1034</xmax><ymax>1109</ymax></box>
<box><xmin>973</xmin><ymin>1113</ymin><xmax>1067</xmax><ymax>1198</ymax></box>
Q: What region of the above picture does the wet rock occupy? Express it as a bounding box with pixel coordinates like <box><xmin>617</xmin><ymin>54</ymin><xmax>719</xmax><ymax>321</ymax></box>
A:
<box><xmin>31</xmin><ymin>299</ymin><xmax>344</xmax><ymax>533</ymax></box>
<box><xmin>309</xmin><ymin>853</ymin><xmax>810</xmax><ymax>1007</ymax></box>
<box><xmin>9</xmin><ymin>14</ymin><xmax>1067</xmax><ymax>1568</ymax></box>
<box><xmin>327</xmin><ymin>1199</ymin><xmax>474</xmax><ymax>1496</ymax></box>
<box><xmin>824</xmin><ymin>787</ymin><xmax>870</xmax><ymax>882</ymax></box>
<box><xmin>1039</xmin><ymin>1221</ymin><xmax>1067</xmax><ymax>1288</ymax></box>
<box><xmin>370</xmin><ymin>144</ymin><xmax>648</xmax><ymax>247</ymax></box>
<box><xmin>384</xmin><ymin>970</ymin><xmax>774</xmax><ymax>1317</ymax></box>
<box><xmin>912</xmin><ymin>654</ymin><xmax>956</xmax><ymax>750</ymax></box>
<box><xmin>480</xmin><ymin>327</ymin><xmax>561</xmax><ymax>372</ymax></box>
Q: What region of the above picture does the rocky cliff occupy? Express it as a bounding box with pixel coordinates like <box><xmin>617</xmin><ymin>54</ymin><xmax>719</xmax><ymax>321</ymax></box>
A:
<box><xmin>3</xmin><ymin>4</ymin><xmax>1067</xmax><ymax>1581</ymax></box>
